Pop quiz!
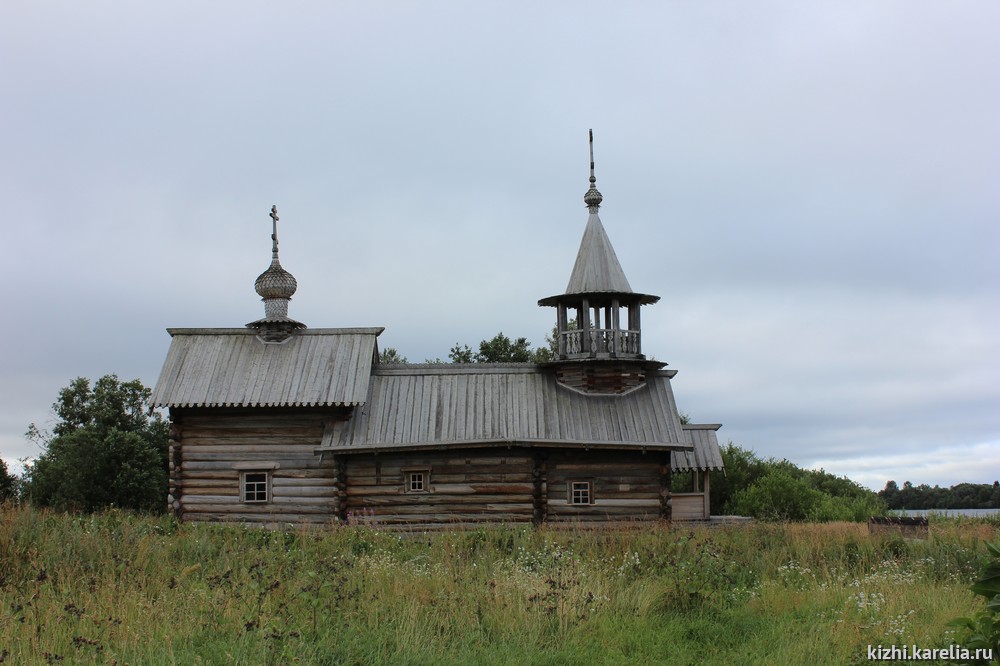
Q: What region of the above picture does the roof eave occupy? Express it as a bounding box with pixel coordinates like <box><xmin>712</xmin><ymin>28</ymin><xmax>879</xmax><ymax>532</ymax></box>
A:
<box><xmin>318</xmin><ymin>438</ymin><xmax>694</xmax><ymax>455</ymax></box>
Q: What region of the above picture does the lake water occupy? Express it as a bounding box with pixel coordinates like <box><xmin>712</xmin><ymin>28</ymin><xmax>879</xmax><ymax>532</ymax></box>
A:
<box><xmin>891</xmin><ymin>508</ymin><xmax>1000</xmax><ymax>518</ymax></box>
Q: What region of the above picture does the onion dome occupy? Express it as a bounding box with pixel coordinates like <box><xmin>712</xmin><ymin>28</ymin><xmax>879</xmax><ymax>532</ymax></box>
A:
<box><xmin>255</xmin><ymin>258</ymin><xmax>298</xmax><ymax>301</ymax></box>
<box><xmin>247</xmin><ymin>205</ymin><xmax>305</xmax><ymax>340</ymax></box>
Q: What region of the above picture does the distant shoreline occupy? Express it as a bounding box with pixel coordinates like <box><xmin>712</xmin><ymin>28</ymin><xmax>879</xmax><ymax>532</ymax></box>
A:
<box><xmin>891</xmin><ymin>508</ymin><xmax>1000</xmax><ymax>517</ymax></box>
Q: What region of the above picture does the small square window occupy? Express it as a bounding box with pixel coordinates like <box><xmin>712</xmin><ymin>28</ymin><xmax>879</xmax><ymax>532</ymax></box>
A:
<box><xmin>404</xmin><ymin>469</ymin><xmax>430</xmax><ymax>493</ymax></box>
<box><xmin>570</xmin><ymin>481</ymin><xmax>593</xmax><ymax>505</ymax></box>
<box><xmin>243</xmin><ymin>471</ymin><xmax>270</xmax><ymax>503</ymax></box>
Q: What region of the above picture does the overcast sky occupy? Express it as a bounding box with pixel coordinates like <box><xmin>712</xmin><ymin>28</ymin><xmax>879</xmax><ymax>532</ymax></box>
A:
<box><xmin>2</xmin><ymin>2</ymin><xmax>997</xmax><ymax>491</ymax></box>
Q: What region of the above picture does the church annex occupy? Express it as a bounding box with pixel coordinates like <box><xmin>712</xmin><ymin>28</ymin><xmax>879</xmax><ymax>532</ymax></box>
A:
<box><xmin>151</xmin><ymin>136</ymin><xmax>724</xmax><ymax>527</ymax></box>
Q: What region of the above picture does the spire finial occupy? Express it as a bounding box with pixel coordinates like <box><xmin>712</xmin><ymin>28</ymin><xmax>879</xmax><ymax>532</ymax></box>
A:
<box><xmin>589</xmin><ymin>129</ymin><xmax>596</xmax><ymax>183</ymax></box>
<box><xmin>584</xmin><ymin>129</ymin><xmax>603</xmax><ymax>211</ymax></box>
<box><xmin>269</xmin><ymin>205</ymin><xmax>279</xmax><ymax>260</ymax></box>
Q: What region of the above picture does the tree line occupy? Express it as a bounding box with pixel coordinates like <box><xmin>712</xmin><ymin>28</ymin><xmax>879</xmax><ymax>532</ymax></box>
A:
<box><xmin>380</xmin><ymin>330</ymin><xmax>555</xmax><ymax>365</ymax></box>
<box><xmin>878</xmin><ymin>480</ymin><xmax>1000</xmax><ymax>510</ymax></box>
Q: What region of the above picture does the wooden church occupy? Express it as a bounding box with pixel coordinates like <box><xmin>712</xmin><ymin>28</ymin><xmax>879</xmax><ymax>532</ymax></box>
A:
<box><xmin>151</xmin><ymin>136</ymin><xmax>724</xmax><ymax>527</ymax></box>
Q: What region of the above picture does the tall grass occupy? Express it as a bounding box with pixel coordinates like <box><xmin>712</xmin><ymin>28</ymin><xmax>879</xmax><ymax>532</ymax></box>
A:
<box><xmin>1</xmin><ymin>506</ymin><xmax>996</xmax><ymax>664</ymax></box>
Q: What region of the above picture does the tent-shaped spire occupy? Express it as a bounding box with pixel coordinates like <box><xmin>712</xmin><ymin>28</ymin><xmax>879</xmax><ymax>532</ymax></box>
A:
<box><xmin>564</xmin><ymin>129</ymin><xmax>634</xmax><ymax>295</ymax></box>
<box><xmin>565</xmin><ymin>213</ymin><xmax>634</xmax><ymax>294</ymax></box>
<box><xmin>539</xmin><ymin>131</ymin><xmax>658</xmax><ymax>307</ymax></box>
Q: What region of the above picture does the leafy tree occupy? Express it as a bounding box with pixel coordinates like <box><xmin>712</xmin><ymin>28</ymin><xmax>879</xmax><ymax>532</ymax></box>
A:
<box><xmin>23</xmin><ymin>375</ymin><xmax>168</xmax><ymax>513</ymax></box>
<box><xmin>448</xmin><ymin>343</ymin><xmax>475</xmax><ymax>364</ymax></box>
<box><xmin>0</xmin><ymin>457</ymin><xmax>17</xmax><ymax>502</ymax></box>
<box><xmin>448</xmin><ymin>332</ymin><xmax>547</xmax><ymax>363</ymax></box>
<box><xmin>709</xmin><ymin>443</ymin><xmax>769</xmax><ymax>515</ymax></box>
<box><xmin>379</xmin><ymin>347</ymin><xmax>409</xmax><ymax>364</ymax></box>
<box><xmin>709</xmin><ymin>442</ymin><xmax>886</xmax><ymax>521</ymax></box>
<box><xmin>475</xmin><ymin>333</ymin><xmax>534</xmax><ymax>363</ymax></box>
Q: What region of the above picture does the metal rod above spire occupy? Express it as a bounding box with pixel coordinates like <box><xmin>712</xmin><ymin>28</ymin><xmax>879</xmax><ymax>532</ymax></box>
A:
<box><xmin>584</xmin><ymin>130</ymin><xmax>603</xmax><ymax>211</ymax></box>
<box><xmin>589</xmin><ymin>129</ymin><xmax>596</xmax><ymax>185</ymax></box>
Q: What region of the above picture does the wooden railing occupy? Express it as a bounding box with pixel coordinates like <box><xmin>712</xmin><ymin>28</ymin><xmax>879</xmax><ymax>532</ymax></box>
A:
<box><xmin>559</xmin><ymin>329</ymin><xmax>641</xmax><ymax>356</ymax></box>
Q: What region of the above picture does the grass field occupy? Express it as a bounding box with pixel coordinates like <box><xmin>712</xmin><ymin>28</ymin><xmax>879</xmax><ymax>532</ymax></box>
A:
<box><xmin>1</xmin><ymin>507</ymin><xmax>997</xmax><ymax>664</ymax></box>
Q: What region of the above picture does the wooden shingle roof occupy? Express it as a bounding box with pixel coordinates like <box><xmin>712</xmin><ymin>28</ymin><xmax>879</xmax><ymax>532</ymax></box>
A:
<box><xmin>673</xmin><ymin>424</ymin><xmax>725</xmax><ymax>471</ymax></box>
<box><xmin>324</xmin><ymin>364</ymin><xmax>692</xmax><ymax>453</ymax></box>
<box><xmin>151</xmin><ymin>328</ymin><xmax>383</xmax><ymax>408</ymax></box>
<box><xmin>565</xmin><ymin>213</ymin><xmax>633</xmax><ymax>294</ymax></box>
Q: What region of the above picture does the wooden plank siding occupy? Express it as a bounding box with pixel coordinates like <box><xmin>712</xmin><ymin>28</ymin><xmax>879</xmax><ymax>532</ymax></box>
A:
<box><xmin>171</xmin><ymin>407</ymin><xmax>347</xmax><ymax>525</ymax></box>
<box><xmin>671</xmin><ymin>494</ymin><xmax>708</xmax><ymax>522</ymax></box>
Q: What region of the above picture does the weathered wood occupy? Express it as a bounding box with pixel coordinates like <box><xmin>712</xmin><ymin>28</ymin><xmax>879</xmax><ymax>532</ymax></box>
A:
<box><xmin>345</xmin><ymin>483</ymin><xmax>534</xmax><ymax>495</ymax></box>
<box><xmin>660</xmin><ymin>456</ymin><xmax>672</xmax><ymax>521</ymax></box>
<box><xmin>170</xmin><ymin>398</ymin><xmax>699</xmax><ymax>526</ymax></box>
<box><xmin>169</xmin><ymin>407</ymin><xmax>345</xmax><ymax>524</ymax></box>
<box><xmin>184</xmin><ymin>497</ymin><xmax>330</xmax><ymax>510</ymax></box>
<box><xmin>333</xmin><ymin>455</ymin><xmax>347</xmax><ymax>521</ymax></box>
<box><xmin>532</xmin><ymin>450</ymin><xmax>547</xmax><ymax>525</ymax></box>
<box><xmin>348</xmin><ymin>494</ymin><xmax>534</xmax><ymax>506</ymax></box>
<box><xmin>671</xmin><ymin>495</ymin><xmax>705</xmax><ymax>520</ymax></box>
<box><xmin>546</xmin><ymin>499</ymin><xmax>660</xmax><ymax>508</ymax></box>
<box><xmin>184</xmin><ymin>512</ymin><xmax>337</xmax><ymax>524</ymax></box>
<box><xmin>702</xmin><ymin>471</ymin><xmax>710</xmax><ymax>519</ymax></box>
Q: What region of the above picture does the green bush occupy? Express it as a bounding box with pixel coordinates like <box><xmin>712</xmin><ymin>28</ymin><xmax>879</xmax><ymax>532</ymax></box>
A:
<box><xmin>729</xmin><ymin>469</ymin><xmax>825</xmax><ymax>521</ymax></box>
<box><xmin>948</xmin><ymin>540</ymin><xmax>1000</xmax><ymax>662</ymax></box>
<box><xmin>712</xmin><ymin>443</ymin><xmax>886</xmax><ymax>521</ymax></box>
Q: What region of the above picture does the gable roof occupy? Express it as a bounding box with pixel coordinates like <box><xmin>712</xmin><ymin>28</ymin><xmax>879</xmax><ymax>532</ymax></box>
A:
<box><xmin>323</xmin><ymin>364</ymin><xmax>692</xmax><ymax>453</ymax></box>
<box><xmin>151</xmin><ymin>328</ymin><xmax>382</xmax><ymax>408</ymax></box>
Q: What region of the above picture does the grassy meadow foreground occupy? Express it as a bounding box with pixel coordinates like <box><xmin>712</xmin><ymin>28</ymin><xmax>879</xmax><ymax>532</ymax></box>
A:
<box><xmin>1</xmin><ymin>508</ymin><xmax>997</xmax><ymax>665</ymax></box>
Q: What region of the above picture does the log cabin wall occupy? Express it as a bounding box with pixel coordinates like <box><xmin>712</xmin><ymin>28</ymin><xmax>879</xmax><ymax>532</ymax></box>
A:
<box><xmin>343</xmin><ymin>449</ymin><xmax>535</xmax><ymax>526</ymax></box>
<box><xmin>544</xmin><ymin>450</ymin><xmax>670</xmax><ymax>523</ymax></box>
<box><xmin>340</xmin><ymin>447</ymin><xmax>672</xmax><ymax>527</ymax></box>
<box><xmin>171</xmin><ymin>407</ymin><xmax>348</xmax><ymax>526</ymax></box>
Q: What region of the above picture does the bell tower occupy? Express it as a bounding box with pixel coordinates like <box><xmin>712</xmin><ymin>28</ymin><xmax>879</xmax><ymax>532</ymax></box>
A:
<box><xmin>538</xmin><ymin>132</ymin><xmax>663</xmax><ymax>393</ymax></box>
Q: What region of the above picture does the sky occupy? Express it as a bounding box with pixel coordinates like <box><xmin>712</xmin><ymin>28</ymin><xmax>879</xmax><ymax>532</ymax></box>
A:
<box><xmin>2</xmin><ymin>1</ymin><xmax>998</xmax><ymax>491</ymax></box>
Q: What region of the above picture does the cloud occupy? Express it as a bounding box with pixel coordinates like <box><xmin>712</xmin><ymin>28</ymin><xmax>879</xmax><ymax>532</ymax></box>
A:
<box><xmin>1</xmin><ymin>2</ymin><xmax>997</xmax><ymax>495</ymax></box>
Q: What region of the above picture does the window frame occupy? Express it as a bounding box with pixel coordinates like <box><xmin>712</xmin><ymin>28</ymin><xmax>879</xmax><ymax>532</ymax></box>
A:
<box><xmin>402</xmin><ymin>467</ymin><xmax>432</xmax><ymax>494</ymax></box>
<box><xmin>233</xmin><ymin>462</ymin><xmax>280</xmax><ymax>505</ymax></box>
<box><xmin>568</xmin><ymin>479</ymin><xmax>595</xmax><ymax>506</ymax></box>
<box><xmin>241</xmin><ymin>470</ymin><xmax>271</xmax><ymax>504</ymax></box>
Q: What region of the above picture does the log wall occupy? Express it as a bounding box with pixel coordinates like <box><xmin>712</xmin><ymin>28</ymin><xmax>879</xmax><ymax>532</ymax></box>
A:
<box><xmin>169</xmin><ymin>406</ymin><xmax>680</xmax><ymax>528</ymax></box>
<box><xmin>343</xmin><ymin>450</ymin><xmax>536</xmax><ymax>526</ymax></box>
<box><xmin>170</xmin><ymin>408</ymin><xmax>346</xmax><ymax>526</ymax></box>
<box><xmin>544</xmin><ymin>450</ymin><xmax>670</xmax><ymax>523</ymax></box>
